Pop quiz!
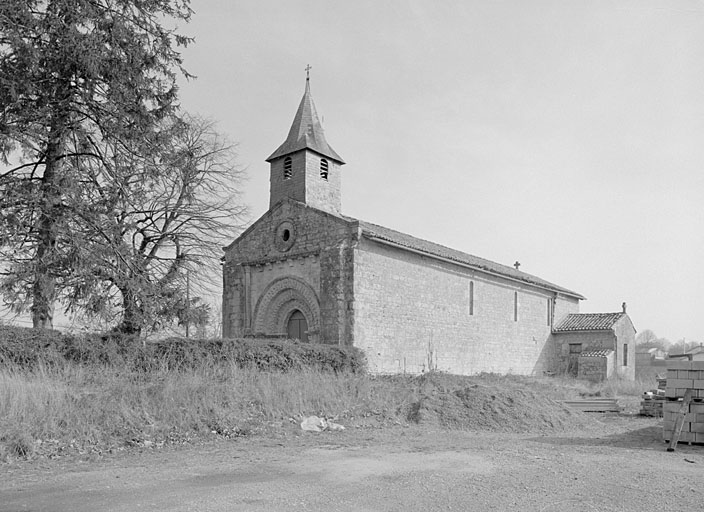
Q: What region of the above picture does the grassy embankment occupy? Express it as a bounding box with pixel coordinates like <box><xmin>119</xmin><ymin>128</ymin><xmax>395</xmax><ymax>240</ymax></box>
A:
<box><xmin>0</xmin><ymin>325</ymin><xmax>657</xmax><ymax>462</ymax></box>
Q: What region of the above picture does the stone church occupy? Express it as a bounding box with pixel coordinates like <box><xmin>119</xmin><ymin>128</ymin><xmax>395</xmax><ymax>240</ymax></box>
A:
<box><xmin>222</xmin><ymin>77</ymin><xmax>635</xmax><ymax>377</ymax></box>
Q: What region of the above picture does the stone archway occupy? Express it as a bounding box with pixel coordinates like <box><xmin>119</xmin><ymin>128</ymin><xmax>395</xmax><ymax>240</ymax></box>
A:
<box><xmin>252</xmin><ymin>276</ymin><xmax>320</xmax><ymax>342</ymax></box>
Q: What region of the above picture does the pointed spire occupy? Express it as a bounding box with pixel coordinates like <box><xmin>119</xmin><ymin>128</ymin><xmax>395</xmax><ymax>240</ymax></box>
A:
<box><xmin>266</xmin><ymin>73</ymin><xmax>344</xmax><ymax>163</ymax></box>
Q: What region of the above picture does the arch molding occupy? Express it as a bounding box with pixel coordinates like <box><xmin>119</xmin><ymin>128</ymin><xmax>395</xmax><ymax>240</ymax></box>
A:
<box><xmin>252</xmin><ymin>276</ymin><xmax>320</xmax><ymax>341</ymax></box>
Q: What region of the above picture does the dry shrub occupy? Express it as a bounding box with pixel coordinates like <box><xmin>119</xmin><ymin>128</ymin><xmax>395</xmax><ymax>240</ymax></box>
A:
<box><xmin>0</xmin><ymin>428</ymin><xmax>35</xmax><ymax>461</ymax></box>
<box><xmin>0</xmin><ymin>326</ymin><xmax>366</xmax><ymax>374</ymax></box>
<box><xmin>598</xmin><ymin>376</ymin><xmax>658</xmax><ymax>397</ymax></box>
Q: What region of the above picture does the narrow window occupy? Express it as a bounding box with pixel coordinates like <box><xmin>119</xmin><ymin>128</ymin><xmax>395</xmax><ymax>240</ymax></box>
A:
<box><xmin>284</xmin><ymin>156</ymin><xmax>292</xmax><ymax>180</ymax></box>
<box><xmin>469</xmin><ymin>281</ymin><xmax>474</xmax><ymax>316</ymax></box>
<box><xmin>320</xmin><ymin>158</ymin><xmax>329</xmax><ymax>180</ymax></box>
<box><xmin>513</xmin><ymin>291</ymin><xmax>518</xmax><ymax>322</ymax></box>
<box><xmin>623</xmin><ymin>343</ymin><xmax>628</xmax><ymax>366</ymax></box>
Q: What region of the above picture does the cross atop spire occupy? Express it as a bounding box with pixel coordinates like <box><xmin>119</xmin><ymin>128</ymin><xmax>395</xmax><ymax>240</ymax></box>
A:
<box><xmin>305</xmin><ymin>64</ymin><xmax>312</xmax><ymax>81</ymax></box>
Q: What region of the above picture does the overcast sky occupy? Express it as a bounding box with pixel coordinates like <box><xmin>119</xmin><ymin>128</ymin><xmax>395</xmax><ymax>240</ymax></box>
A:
<box><xmin>171</xmin><ymin>0</ymin><xmax>703</xmax><ymax>344</ymax></box>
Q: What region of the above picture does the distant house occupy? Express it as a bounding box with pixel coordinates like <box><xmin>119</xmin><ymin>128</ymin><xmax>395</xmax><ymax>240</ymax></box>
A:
<box><xmin>687</xmin><ymin>345</ymin><xmax>704</xmax><ymax>361</ymax></box>
<box><xmin>648</xmin><ymin>347</ymin><xmax>667</xmax><ymax>359</ymax></box>
<box><xmin>636</xmin><ymin>347</ymin><xmax>667</xmax><ymax>369</ymax></box>
<box><xmin>552</xmin><ymin>306</ymin><xmax>636</xmax><ymax>380</ymax></box>
<box><xmin>668</xmin><ymin>345</ymin><xmax>704</xmax><ymax>362</ymax></box>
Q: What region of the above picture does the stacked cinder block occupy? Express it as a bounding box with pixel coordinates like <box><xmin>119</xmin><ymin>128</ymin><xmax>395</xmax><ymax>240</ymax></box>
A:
<box><xmin>663</xmin><ymin>360</ymin><xmax>704</xmax><ymax>444</ymax></box>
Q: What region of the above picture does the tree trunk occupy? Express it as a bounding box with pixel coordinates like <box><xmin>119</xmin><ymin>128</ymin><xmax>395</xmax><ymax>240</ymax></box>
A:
<box><xmin>116</xmin><ymin>287</ymin><xmax>143</xmax><ymax>336</ymax></box>
<box><xmin>31</xmin><ymin>116</ymin><xmax>65</xmax><ymax>330</ymax></box>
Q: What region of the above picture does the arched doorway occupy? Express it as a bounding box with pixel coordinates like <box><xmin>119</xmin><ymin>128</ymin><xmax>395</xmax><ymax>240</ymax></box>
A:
<box><xmin>287</xmin><ymin>310</ymin><xmax>308</xmax><ymax>342</ymax></box>
<box><xmin>253</xmin><ymin>277</ymin><xmax>320</xmax><ymax>342</ymax></box>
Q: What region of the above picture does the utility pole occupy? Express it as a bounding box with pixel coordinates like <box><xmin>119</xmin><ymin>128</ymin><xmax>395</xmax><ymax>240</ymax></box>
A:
<box><xmin>185</xmin><ymin>270</ymin><xmax>190</xmax><ymax>339</ymax></box>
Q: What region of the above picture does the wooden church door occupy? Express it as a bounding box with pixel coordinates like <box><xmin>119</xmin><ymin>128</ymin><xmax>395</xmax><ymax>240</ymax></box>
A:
<box><xmin>287</xmin><ymin>310</ymin><xmax>308</xmax><ymax>342</ymax></box>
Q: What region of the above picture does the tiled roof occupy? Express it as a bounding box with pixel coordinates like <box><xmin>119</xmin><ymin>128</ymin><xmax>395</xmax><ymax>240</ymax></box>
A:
<box><xmin>266</xmin><ymin>79</ymin><xmax>344</xmax><ymax>163</ymax></box>
<box><xmin>579</xmin><ymin>349</ymin><xmax>614</xmax><ymax>358</ymax></box>
<box><xmin>553</xmin><ymin>313</ymin><xmax>626</xmax><ymax>332</ymax></box>
<box><xmin>347</xmin><ymin>217</ymin><xmax>584</xmax><ymax>299</ymax></box>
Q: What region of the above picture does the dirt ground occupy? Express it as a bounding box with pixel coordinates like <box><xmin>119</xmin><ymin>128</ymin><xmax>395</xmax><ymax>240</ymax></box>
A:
<box><xmin>2</xmin><ymin>408</ymin><xmax>703</xmax><ymax>512</ymax></box>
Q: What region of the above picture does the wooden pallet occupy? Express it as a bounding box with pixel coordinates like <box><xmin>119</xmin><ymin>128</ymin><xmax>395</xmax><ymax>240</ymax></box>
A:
<box><xmin>639</xmin><ymin>400</ymin><xmax>663</xmax><ymax>417</ymax></box>
<box><xmin>563</xmin><ymin>398</ymin><xmax>621</xmax><ymax>412</ymax></box>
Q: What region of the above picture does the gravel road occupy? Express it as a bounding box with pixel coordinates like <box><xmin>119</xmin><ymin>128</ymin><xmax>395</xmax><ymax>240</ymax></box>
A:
<box><xmin>2</xmin><ymin>415</ymin><xmax>703</xmax><ymax>512</ymax></box>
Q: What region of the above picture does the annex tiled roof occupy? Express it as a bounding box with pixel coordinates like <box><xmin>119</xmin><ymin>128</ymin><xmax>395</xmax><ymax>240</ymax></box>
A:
<box><xmin>579</xmin><ymin>349</ymin><xmax>614</xmax><ymax>358</ymax></box>
<box><xmin>266</xmin><ymin>79</ymin><xmax>345</xmax><ymax>163</ymax></box>
<box><xmin>553</xmin><ymin>313</ymin><xmax>626</xmax><ymax>332</ymax></box>
<box><xmin>348</xmin><ymin>217</ymin><xmax>585</xmax><ymax>299</ymax></box>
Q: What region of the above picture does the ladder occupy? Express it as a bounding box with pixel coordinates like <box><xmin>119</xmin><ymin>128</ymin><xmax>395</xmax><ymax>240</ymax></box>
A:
<box><xmin>667</xmin><ymin>388</ymin><xmax>693</xmax><ymax>452</ymax></box>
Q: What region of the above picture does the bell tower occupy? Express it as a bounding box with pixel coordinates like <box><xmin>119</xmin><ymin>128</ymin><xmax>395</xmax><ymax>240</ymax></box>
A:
<box><xmin>266</xmin><ymin>69</ymin><xmax>345</xmax><ymax>214</ymax></box>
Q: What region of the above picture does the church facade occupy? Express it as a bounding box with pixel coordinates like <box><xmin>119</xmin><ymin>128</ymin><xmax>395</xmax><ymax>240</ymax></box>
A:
<box><xmin>222</xmin><ymin>78</ymin><xmax>631</xmax><ymax>376</ymax></box>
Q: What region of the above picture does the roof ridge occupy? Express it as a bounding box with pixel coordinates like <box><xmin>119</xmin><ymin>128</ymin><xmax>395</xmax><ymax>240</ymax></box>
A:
<box><xmin>566</xmin><ymin>312</ymin><xmax>625</xmax><ymax>316</ymax></box>
<box><xmin>344</xmin><ymin>215</ymin><xmax>584</xmax><ymax>299</ymax></box>
<box><xmin>554</xmin><ymin>312</ymin><xmax>626</xmax><ymax>332</ymax></box>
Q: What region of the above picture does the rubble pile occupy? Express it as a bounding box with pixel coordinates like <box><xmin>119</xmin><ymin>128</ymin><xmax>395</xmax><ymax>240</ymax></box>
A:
<box><xmin>639</xmin><ymin>376</ymin><xmax>666</xmax><ymax>417</ymax></box>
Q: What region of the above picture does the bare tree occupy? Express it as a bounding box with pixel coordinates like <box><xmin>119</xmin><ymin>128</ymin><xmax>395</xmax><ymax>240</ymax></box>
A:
<box><xmin>636</xmin><ymin>329</ymin><xmax>670</xmax><ymax>352</ymax></box>
<box><xmin>60</xmin><ymin>115</ymin><xmax>247</xmax><ymax>335</ymax></box>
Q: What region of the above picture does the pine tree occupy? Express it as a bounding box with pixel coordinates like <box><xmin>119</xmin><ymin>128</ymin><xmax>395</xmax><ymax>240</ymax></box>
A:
<box><xmin>0</xmin><ymin>0</ymin><xmax>193</xmax><ymax>328</ymax></box>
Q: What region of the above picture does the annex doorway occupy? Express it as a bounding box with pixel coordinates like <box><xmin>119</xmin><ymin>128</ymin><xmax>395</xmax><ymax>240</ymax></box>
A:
<box><xmin>287</xmin><ymin>310</ymin><xmax>309</xmax><ymax>342</ymax></box>
<box><xmin>568</xmin><ymin>343</ymin><xmax>582</xmax><ymax>376</ymax></box>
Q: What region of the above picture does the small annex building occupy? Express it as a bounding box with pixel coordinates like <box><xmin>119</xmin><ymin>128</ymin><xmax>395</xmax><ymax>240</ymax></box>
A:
<box><xmin>222</xmin><ymin>77</ymin><xmax>634</xmax><ymax>378</ymax></box>
<box><xmin>552</xmin><ymin>307</ymin><xmax>636</xmax><ymax>381</ymax></box>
